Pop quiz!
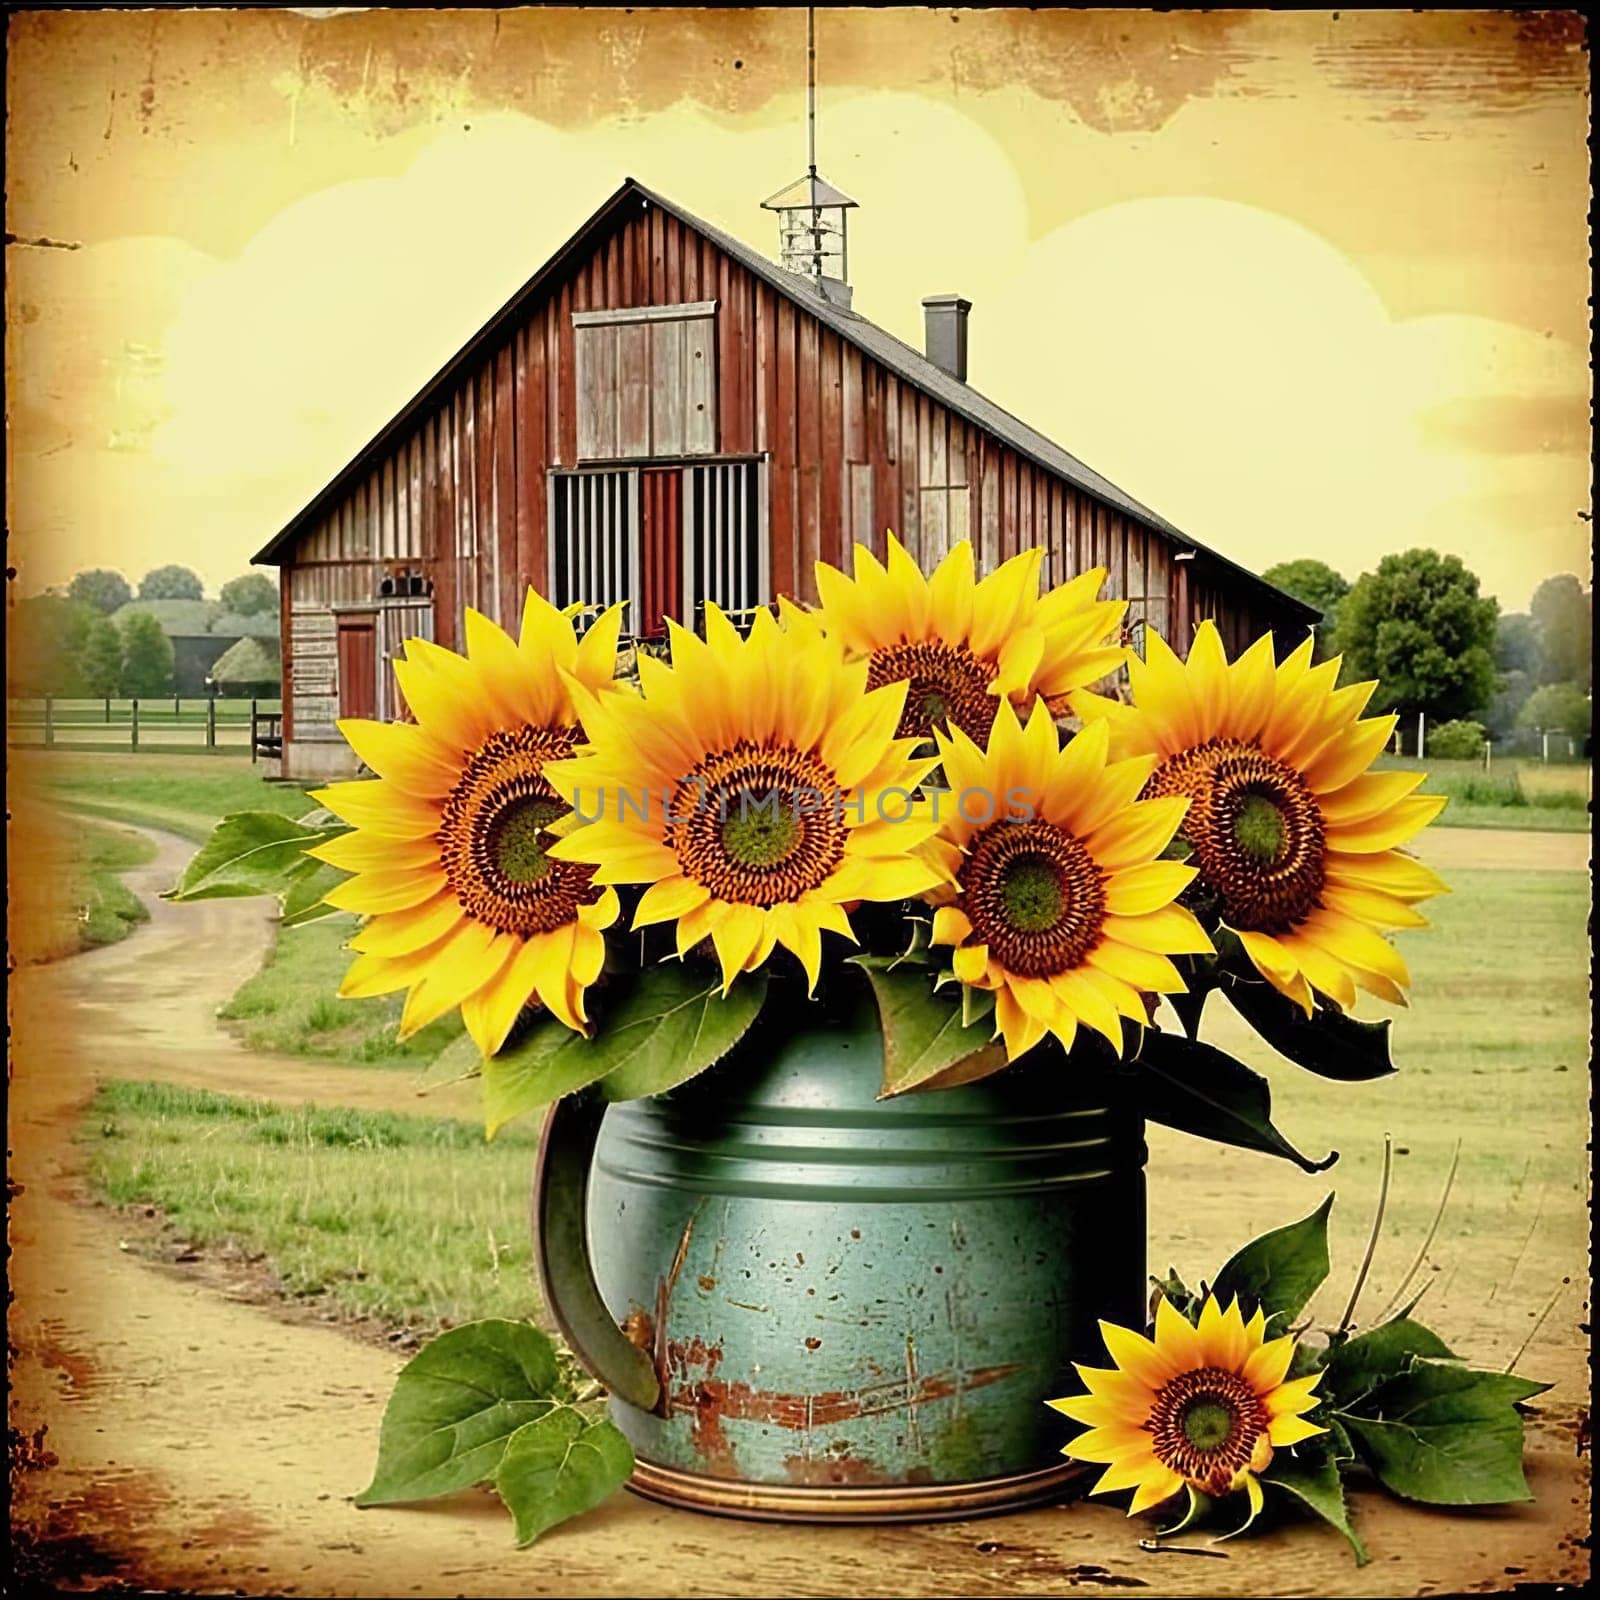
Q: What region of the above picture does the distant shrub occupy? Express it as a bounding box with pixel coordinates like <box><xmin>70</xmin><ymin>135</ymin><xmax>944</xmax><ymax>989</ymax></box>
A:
<box><xmin>1428</xmin><ymin>720</ymin><xmax>1487</xmax><ymax>761</ymax></box>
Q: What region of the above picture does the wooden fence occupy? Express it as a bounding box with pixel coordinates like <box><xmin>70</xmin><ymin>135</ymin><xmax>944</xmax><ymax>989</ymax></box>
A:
<box><xmin>7</xmin><ymin>696</ymin><xmax>284</xmax><ymax>758</ymax></box>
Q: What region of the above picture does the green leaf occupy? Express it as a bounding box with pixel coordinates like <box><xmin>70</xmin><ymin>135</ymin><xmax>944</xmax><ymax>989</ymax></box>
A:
<box><xmin>165</xmin><ymin>811</ymin><xmax>340</xmax><ymax>902</ymax></box>
<box><xmin>855</xmin><ymin>961</ymin><xmax>1005</xmax><ymax>1097</ymax></box>
<box><xmin>494</xmin><ymin>1408</ymin><xmax>634</xmax><ymax>1547</ymax></box>
<box><xmin>1158</xmin><ymin>1483</ymin><xmax>1212</xmax><ymax>1537</ymax></box>
<box><xmin>355</xmin><ymin>1320</ymin><xmax>568</xmax><ymax>1507</ymax></box>
<box><xmin>1166</xmin><ymin>954</ymin><xmax>1220</xmax><ymax>1040</ymax></box>
<box><xmin>279</xmin><ymin>858</ymin><xmax>350</xmax><ymax>927</ymax></box>
<box><xmin>1323</xmin><ymin>1317</ymin><xmax>1455</xmax><ymax>1406</ymax></box>
<box><xmin>1223</xmin><ymin>979</ymin><xmax>1396</xmax><ymax>1081</ymax></box>
<box><xmin>1341</xmin><ymin>1361</ymin><xmax>1549</xmax><ymax>1505</ymax></box>
<box><xmin>481</xmin><ymin>963</ymin><xmax>768</xmax><ymax>1135</ymax></box>
<box><xmin>596</xmin><ymin>965</ymin><xmax>767</xmax><ymax>1101</ymax></box>
<box><xmin>1129</xmin><ymin>1031</ymin><xmax>1337</xmax><ymax>1174</ymax></box>
<box><xmin>1211</xmin><ymin>1195</ymin><xmax>1333</xmax><ymax>1325</ymax></box>
<box><xmin>1266</xmin><ymin>1450</ymin><xmax>1369</xmax><ymax>1565</ymax></box>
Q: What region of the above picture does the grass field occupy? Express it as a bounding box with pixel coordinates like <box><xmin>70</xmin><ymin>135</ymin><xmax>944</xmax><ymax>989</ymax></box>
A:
<box><xmin>10</xmin><ymin>814</ymin><xmax>159</xmax><ymax>964</ymax></box>
<box><xmin>84</xmin><ymin>859</ymin><xmax>1591</xmax><ymax>1347</ymax></box>
<box><xmin>1376</xmin><ymin>753</ymin><xmax>1591</xmax><ymax>832</ymax></box>
<box><xmin>220</xmin><ymin>915</ymin><xmax>465</xmax><ymax>1065</ymax></box>
<box><xmin>21</xmin><ymin>750</ymin><xmax>312</xmax><ymax>842</ymax></box>
<box><xmin>84</xmin><ymin>1082</ymin><xmax>541</xmax><ymax>1329</ymax></box>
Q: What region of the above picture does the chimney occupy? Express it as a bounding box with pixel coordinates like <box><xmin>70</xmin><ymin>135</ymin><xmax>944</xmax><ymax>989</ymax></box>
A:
<box><xmin>922</xmin><ymin>295</ymin><xmax>971</xmax><ymax>382</ymax></box>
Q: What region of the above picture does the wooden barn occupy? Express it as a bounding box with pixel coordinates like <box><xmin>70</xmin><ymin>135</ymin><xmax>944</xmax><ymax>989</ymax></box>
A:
<box><xmin>254</xmin><ymin>176</ymin><xmax>1315</xmax><ymax>780</ymax></box>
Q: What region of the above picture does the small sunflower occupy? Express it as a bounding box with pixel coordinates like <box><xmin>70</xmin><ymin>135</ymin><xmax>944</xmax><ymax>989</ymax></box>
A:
<box><xmin>1073</xmin><ymin>622</ymin><xmax>1448</xmax><ymax>1015</ymax></box>
<box><xmin>812</xmin><ymin>533</ymin><xmax>1127</xmax><ymax>745</ymax></box>
<box><xmin>923</xmin><ymin>700</ymin><xmax>1213</xmax><ymax>1061</ymax></box>
<box><xmin>1050</xmin><ymin>1295</ymin><xmax>1325</xmax><ymax>1517</ymax></box>
<box><xmin>543</xmin><ymin>605</ymin><xmax>944</xmax><ymax>993</ymax></box>
<box><xmin>308</xmin><ymin>593</ymin><xmax>625</xmax><ymax>1055</ymax></box>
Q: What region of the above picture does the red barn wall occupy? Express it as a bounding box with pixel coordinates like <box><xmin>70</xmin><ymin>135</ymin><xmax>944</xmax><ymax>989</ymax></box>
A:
<box><xmin>278</xmin><ymin>195</ymin><xmax>1274</xmax><ymax>768</ymax></box>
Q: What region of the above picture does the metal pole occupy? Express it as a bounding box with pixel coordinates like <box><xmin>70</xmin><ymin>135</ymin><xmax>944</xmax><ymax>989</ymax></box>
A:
<box><xmin>806</xmin><ymin>6</ymin><xmax>816</xmax><ymax>174</ymax></box>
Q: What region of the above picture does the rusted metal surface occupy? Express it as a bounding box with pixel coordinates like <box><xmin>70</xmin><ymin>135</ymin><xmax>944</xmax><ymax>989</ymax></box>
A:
<box><xmin>577</xmin><ymin>980</ymin><xmax>1147</xmax><ymax>1504</ymax></box>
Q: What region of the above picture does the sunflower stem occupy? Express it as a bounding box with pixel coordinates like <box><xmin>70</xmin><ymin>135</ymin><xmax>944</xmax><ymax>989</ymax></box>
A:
<box><xmin>1504</xmin><ymin>1279</ymin><xmax>1565</xmax><ymax>1374</ymax></box>
<box><xmin>1337</xmin><ymin>1133</ymin><xmax>1392</xmax><ymax>1337</ymax></box>
<box><xmin>1375</xmin><ymin>1138</ymin><xmax>1460</xmax><ymax>1324</ymax></box>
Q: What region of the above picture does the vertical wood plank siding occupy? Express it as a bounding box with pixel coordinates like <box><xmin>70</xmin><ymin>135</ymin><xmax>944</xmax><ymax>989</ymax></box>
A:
<box><xmin>277</xmin><ymin>196</ymin><xmax>1281</xmax><ymax>678</ymax></box>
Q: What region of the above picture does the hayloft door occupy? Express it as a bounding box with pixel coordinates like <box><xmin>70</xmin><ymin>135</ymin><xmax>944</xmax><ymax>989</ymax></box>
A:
<box><xmin>336</xmin><ymin>612</ymin><xmax>378</xmax><ymax>721</ymax></box>
<box><xmin>639</xmin><ymin>468</ymin><xmax>683</xmax><ymax>640</ymax></box>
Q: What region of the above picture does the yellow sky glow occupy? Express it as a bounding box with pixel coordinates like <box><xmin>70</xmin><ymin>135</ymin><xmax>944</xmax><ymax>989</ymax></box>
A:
<box><xmin>5</xmin><ymin>8</ymin><xmax>1590</xmax><ymax>610</ymax></box>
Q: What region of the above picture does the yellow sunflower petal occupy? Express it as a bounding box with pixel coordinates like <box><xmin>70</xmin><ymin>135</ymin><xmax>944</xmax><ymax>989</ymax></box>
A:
<box><xmin>1267</xmin><ymin>1414</ymin><xmax>1326</xmax><ymax>1448</ymax></box>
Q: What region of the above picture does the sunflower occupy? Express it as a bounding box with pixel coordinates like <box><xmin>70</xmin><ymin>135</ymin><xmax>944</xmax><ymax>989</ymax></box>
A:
<box><xmin>308</xmin><ymin>593</ymin><xmax>625</xmax><ymax>1055</ymax></box>
<box><xmin>1072</xmin><ymin>622</ymin><xmax>1448</xmax><ymax>1015</ymax></box>
<box><xmin>542</xmin><ymin>605</ymin><xmax>944</xmax><ymax>993</ymax></box>
<box><xmin>922</xmin><ymin>700</ymin><xmax>1213</xmax><ymax>1061</ymax></box>
<box><xmin>1050</xmin><ymin>1295</ymin><xmax>1325</xmax><ymax>1517</ymax></box>
<box><xmin>812</xmin><ymin>533</ymin><xmax>1127</xmax><ymax>745</ymax></box>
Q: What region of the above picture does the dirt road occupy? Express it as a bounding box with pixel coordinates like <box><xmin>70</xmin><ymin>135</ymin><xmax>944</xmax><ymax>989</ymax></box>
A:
<box><xmin>9</xmin><ymin>826</ymin><xmax>1590</xmax><ymax>1595</ymax></box>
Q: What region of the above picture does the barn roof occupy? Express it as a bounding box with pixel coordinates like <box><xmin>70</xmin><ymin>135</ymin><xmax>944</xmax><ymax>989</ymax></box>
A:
<box><xmin>255</xmin><ymin>178</ymin><xmax>1315</xmax><ymax>624</ymax></box>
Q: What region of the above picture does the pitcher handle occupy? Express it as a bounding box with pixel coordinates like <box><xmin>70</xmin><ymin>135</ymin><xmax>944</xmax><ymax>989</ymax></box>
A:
<box><xmin>532</xmin><ymin>1090</ymin><xmax>662</xmax><ymax>1414</ymax></box>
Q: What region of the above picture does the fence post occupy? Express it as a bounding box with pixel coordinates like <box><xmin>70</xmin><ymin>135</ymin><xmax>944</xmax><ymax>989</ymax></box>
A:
<box><xmin>1484</xmin><ymin>741</ymin><xmax>1491</xmax><ymax>774</ymax></box>
<box><xmin>1542</xmin><ymin>729</ymin><xmax>1550</xmax><ymax>763</ymax></box>
<box><xmin>174</xmin><ymin>692</ymin><xmax>181</xmax><ymax>716</ymax></box>
<box><xmin>250</xmin><ymin>698</ymin><xmax>259</xmax><ymax>765</ymax></box>
<box><xmin>104</xmin><ymin>695</ymin><xmax>111</xmax><ymax>724</ymax></box>
<box><xmin>1416</xmin><ymin>711</ymin><xmax>1425</xmax><ymax>760</ymax></box>
<box><xmin>207</xmin><ymin>696</ymin><xmax>217</xmax><ymax>750</ymax></box>
<box><xmin>44</xmin><ymin>695</ymin><xmax>54</xmax><ymax>749</ymax></box>
<box><xmin>131</xmin><ymin>698</ymin><xmax>140</xmax><ymax>751</ymax></box>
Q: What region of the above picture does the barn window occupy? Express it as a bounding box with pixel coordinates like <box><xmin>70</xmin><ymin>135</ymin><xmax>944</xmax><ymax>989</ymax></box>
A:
<box><xmin>549</xmin><ymin>458</ymin><xmax>767</xmax><ymax>640</ymax></box>
<box><xmin>572</xmin><ymin>301</ymin><xmax>717</xmax><ymax>461</ymax></box>
<box><xmin>548</xmin><ymin>470</ymin><xmax>637</xmax><ymax>621</ymax></box>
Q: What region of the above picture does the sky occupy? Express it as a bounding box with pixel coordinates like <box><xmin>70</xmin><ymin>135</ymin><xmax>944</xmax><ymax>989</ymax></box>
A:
<box><xmin>5</xmin><ymin>7</ymin><xmax>1591</xmax><ymax>612</ymax></box>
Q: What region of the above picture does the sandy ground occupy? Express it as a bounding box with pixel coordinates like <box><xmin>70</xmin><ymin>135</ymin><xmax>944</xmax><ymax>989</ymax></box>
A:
<box><xmin>8</xmin><ymin>826</ymin><xmax>1591</xmax><ymax>1596</ymax></box>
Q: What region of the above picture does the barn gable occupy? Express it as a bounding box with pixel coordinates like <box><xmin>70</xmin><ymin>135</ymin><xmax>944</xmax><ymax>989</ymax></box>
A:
<box><xmin>258</xmin><ymin>177</ymin><xmax>1314</xmax><ymax>779</ymax></box>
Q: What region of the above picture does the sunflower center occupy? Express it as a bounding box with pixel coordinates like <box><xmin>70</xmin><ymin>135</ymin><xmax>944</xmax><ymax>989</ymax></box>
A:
<box><xmin>489</xmin><ymin>797</ymin><xmax>565</xmax><ymax>884</ymax></box>
<box><xmin>721</xmin><ymin>803</ymin><xmax>802</xmax><ymax>869</ymax></box>
<box><xmin>1001</xmin><ymin>856</ymin><xmax>1065</xmax><ymax>932</ymax></box>
<box><xmin>1148</xmin><ymin>1366</ymin><xmax>1270</xmax><ymax>1495</ymax></box>
<box><xmin>438</xmin><ymin>726</ymin><xmax>603</xmax><ymax>937</ymax></box>
<box><xmin>1145</xmin><ymin>740</ymin><xmax>1326</xmax><ymax>932</ymax></box>
<box><xmin>960</xmin><ymin>820</ymin><xmax>1106</xmax><ymax>977</ymax></box>
<box><xmin>1232</xmin><ymin>793</ymin><xmax>1288</xmax><ymax>864</ymax></box>
<box><xmin>669</xmin><ymin>742</ymin><xmax>848</xmax><ymax>908</ymax></box>
<box><xmin>866</xmin><ymin>639</ymin><xmax>998</xmax><ymax>744</ymax></box>
<box><xmin>1181</xmin><ymin>1400</ymin><xmax>1235</xmax><ymax>1451</ymax></box>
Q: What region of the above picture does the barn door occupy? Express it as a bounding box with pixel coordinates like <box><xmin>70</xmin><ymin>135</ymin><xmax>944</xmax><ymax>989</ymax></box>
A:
<box><xmin>336</xmin><ymin>613</ymin><xmax>378</xmax><ymax>721</ymax></box>
<box><xmin>638</xmin><ymin>468</ymin><xmax>683</xmax><ymax>639</ymax></box>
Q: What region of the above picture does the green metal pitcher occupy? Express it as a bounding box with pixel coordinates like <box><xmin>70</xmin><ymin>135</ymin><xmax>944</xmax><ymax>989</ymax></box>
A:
<box><xmin>533</xmin><ymin>972</ymin><xmax>1146</xmax><ymax>1522</ymax></box>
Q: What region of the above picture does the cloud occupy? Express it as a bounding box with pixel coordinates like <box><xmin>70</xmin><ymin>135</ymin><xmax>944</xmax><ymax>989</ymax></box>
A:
<box><xmin>8</xmin><ymin>96</ymin><xmax>1588</xmax><ymax>609</ymax></box>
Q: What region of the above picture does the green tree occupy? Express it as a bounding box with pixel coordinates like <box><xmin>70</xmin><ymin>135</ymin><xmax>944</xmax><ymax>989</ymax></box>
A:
<box><xmin>1485</xmin><ymin>668</ymin><xmax>1535</xmax><ymax>740</ymax></box>
<box><xmin>1335</xmin><ymin>549</ymin><xmax>1498</xmax><ymax>722</ymax></box>
<box><xmin>81</xmin><ymin>616</ymin><xmax>127</xmax><ymax>696</ymax></box>
<box><xmin>138</xmin><ymin>563</ymin><xmax>205</xmax><ymax>601</ymax></box>
<box><xmin>219</xmin><ymin>572</ymin><xmax>279</xmax><ymax>617</ymax></box>
<box><xmin>1529</xmin><ymin>573</ymin><xmax>1591</xmax><ymax>686</ymax></box>
<box><xmin>1494</xmin><ymin>612</ymin><xmax>1542</xmax><ymax>677</ymax></box>
<box><xmin>1517</xmin><ymin>681</ymin><xmax>1591</xmax><ymax>741</ymax></box>
<box><xmin>118</xmin><ymin>611</ymin><xmax>175</xmax><ymax>696</ymax></box>
<box><xmin>1263</xmin><ymin>558</ymin><xmax>1350</xmax><ymax>655</ymax></box>
<box><xmin>11</xmin><ymin>595</ymin><xmax>94</xmax><ymax>695</ymax></box>
<box><xmin>67</xmin><ymin>567</ymin><xmax>134</xmax><ymax>615</ymax></box>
